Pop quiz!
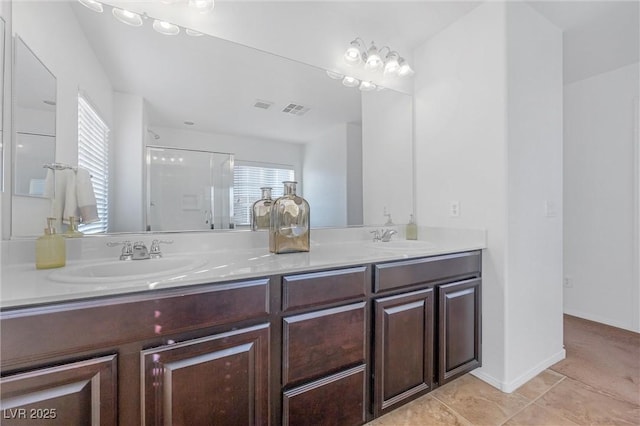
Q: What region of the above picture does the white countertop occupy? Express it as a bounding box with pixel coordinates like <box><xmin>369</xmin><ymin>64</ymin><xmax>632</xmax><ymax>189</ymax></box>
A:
<box><xmin>0</xmin><ymin>226</ymin><xmax>486</xmax><ymax>309</ymax></box>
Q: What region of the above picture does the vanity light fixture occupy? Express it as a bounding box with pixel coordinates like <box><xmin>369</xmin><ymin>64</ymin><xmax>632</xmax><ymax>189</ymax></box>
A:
<box><xmin>112</xmin><ymin>7</ymin><xmax>143</xmax><ymax>27</ymax></box>
<box><xmin>78</xmin><ymin>0</ymin><xmax>103</xmax><ymax>13</ymax></box>
<box><xmin>326</xmin><ymin>70</ymin><xmax>344</xmax><ymax>80</ymax></box>
<box><xmin>359</xmin><ymin>81</ymin><xmax>376</xmax><ymax>91</ymax></box>
<box><xmin>343</xmin><ymin>38</ymin><xmax>413</xmax><ymax>78</ymax></box>
<box><xmin>185</xmin><ymin>28</ymin><xmax>204</xmax><ymax>37</ymax></box>
<box><xmin>153</xmin><ymin>19</ymin><xmax>180</xmax><ymax>36</ymax></box>
<box><xmin>188</xmin><ymin>0</ymin><xmax>215</xmax><ymax>14</ymax></box>
<box><xmin>342</xmin><ymin>76</ymin><xmax>360</xmax><ymax>88</ymax></box>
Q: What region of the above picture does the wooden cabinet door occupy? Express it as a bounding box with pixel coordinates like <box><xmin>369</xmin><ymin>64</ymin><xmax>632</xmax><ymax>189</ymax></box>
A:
<box><xmin>438</xmin><ymin>278</ymin><xmax>481</xmax><ymax>385</ymax></box>
<box><xmin>0</xmin><ymin>354</ymin><xmax>117</xmax><ymax>426</ymax></box>
<box><xmin>373</xmin><ymin>288</ymin><xmax>434</xmax><ymax>416</ymax></box>
<box><xmin>141</xmin><ymin>323</ymin><xmax>270</xmax><ymax>426</ymax></box>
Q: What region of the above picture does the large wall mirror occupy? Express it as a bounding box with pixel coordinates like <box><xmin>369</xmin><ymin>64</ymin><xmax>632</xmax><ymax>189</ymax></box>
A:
<box><xmin>8</xmin><ymin>0</ymin><xmax>413</xmax><ymax>237</ymax></box>
<box><xmin>13</xmin><ymin>36</ymin><xmax>56</xmax><ymax>198</ymax></box>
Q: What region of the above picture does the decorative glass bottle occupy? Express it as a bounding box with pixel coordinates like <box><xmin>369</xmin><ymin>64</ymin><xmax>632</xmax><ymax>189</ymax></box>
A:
<box><xmin>269</xmin><ymin>181</ymin><xmax>310</xmax><ymax>254</ymax></box>
<box><xmin>251</xmin><ymin>187</ymin><xmax>273</xmax><ymax>231</ymax></box>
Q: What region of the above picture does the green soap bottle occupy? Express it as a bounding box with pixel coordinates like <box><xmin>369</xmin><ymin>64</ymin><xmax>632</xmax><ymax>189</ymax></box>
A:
<box><xmin>406</xmin><ymin>214</ymin><xmax>418</xmax><ymax>240</ymax></box>
<box><xmin>36</xmin><ymin>218</ymin><xmax>66</xmax><ymax>269</ymax></box>
<box><xmin>64</xmin><ymin>216</ymin><xmax>84</xmax><ymax>238</ymax></box>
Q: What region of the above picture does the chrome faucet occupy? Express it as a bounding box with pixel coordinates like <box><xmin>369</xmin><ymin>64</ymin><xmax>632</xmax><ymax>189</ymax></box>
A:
<box><xmin>106</xmin><ymin>241</ymin><xmax>133</xmax><ymax>261</ymax></box>
<box><xmin>370</xmin><ymin>228</ymin><xmax>397</xmax><ymax>242</ymax></box>
<box><xmin>149</xmin><ymin>239</ymin><xmax>173</xmax><ymax>259</ymax></box>
<box><xmin>380</xmin><ymin>229</ymin><xmax>397</xmax><ymax>242</ymax></box>
<box><xmin>132</xmin><ymin>241</ymin><xmax>150</xmax><ymax>260</ymax></box>
<box><xmin>108</xmin><ymin>239</ymin><xmax>173</xmax><ymax>260</ymax></box>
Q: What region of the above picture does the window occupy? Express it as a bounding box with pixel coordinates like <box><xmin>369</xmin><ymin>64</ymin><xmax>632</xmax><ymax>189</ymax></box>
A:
<box><xmin>233</xmin><ymin>163</ymin><xmax>295</xmax><ymax>226</ymax></box>
<box><xmin>77</xmin><ymin>94</ymin><xmax>110</xmax><ymax>234</ymax></box>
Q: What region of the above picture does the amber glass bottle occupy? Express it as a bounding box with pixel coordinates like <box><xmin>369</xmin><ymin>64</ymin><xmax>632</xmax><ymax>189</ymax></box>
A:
<box><xmin>251</xmin><ymin>187</ymin><xmax>273</xmax><ymax>231</ymax></box>
<box><xmin>269</xmin><ymin>181</ymin><xmax>310</xmax><ymax>254</ymax></box>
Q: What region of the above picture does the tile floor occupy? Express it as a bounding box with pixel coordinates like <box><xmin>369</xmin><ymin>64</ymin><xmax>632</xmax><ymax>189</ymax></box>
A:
<box><xmin>367</xmin><ymin>315</ymin><xmax>640</xmax><ymax>425</ymax></box>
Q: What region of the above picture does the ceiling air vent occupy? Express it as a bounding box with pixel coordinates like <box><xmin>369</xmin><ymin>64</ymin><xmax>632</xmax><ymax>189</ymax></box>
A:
<box><xmin>282</xmin><ymin>103</ymin><xmax>310</xmax><ymax>116</ymax></box>
<box><xmin>253</xmin><ymin>99</ymin><xmax>274</xmax><ymax>110</ymax></box>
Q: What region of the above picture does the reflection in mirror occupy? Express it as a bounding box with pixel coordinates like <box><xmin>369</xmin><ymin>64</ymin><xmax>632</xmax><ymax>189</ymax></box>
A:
<box><xmin>0</xmin><ymin>17</ymin><xmax>5</xmax><ymax>191</ymax></box>
<box><xmin>9</xmin><ymin>1</ymin><xmax>413</xmax><ymax>237</ymax></box>
<box><xmin>13</xmin><ymin>36</ymin><xmax>56</xmax><ymax>197</ymax></box>
<box><xmin>146</xmin><ymin>147</ymin><xmax>234</xmax><ymax>232</ymax></box>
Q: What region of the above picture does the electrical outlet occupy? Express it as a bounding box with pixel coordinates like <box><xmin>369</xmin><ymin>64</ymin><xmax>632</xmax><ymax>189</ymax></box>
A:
<box><xmin>563</xmin><ymin>276</ymin><xmax>573</xmax><ymax>288</ymax></box>
<box><xmin>449</xmin><ymin>201</ymin><xmax>460</xmax><ymax>217</ymax></box>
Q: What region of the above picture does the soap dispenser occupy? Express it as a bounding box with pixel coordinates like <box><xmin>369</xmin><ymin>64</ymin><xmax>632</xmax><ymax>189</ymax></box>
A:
<box><xmin>406</xmin><ymin>214</ymin><xmax>418</xmax><ymax>240</ymax></box>
<box><xmin>64</xmin><ymin>216</ymin><xmax>84</xmax><ymax>238</ymax></box>
<box><xmin>36</xmin><ymin>217</ymin><xmax>66</xmax><ymax>269</ymax></box>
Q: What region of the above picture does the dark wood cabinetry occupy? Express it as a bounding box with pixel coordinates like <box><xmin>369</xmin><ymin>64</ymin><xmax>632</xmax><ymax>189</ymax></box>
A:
<box><xmin>438</xmin><ymin>278</ymin><xmax>482</xmax><ymax>385</ymax></box>
<box><xmin>1</xmin><ymin>250</ymin><xmax>481</xmax><ymax>425</ymax></box>
<box><xmin>281</xmin><ymin>268</ymin><xmax>368</xmax><ymax>426</ymax></box>
<box><xmin>0</xmin><ymin>355</ymin><xmax>117</xmax><ymax>425</ymax></box>
<box><xmin>283</xmin><ymin>365</ymin><xmax>366</xmax><ymax>426</ymax></box>
<box><xmin>141</xmin><ymin>324</ymin><xmax>270</xmax><ymax>426</ymax></box>
<box><xmin>373</xmin><ymin>289</ymin><xmax>434</xmax><ymax>416</ymax></box>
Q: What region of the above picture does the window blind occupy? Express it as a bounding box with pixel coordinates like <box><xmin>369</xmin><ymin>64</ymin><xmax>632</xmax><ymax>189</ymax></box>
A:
<box><xmin>77</xmin><ymin>94</ymin><xmax>110</xmax><ymax>234</ymax></box>
<box><xmin>233</xmin><ymin>164</ymin><xmax>295</xmax><ymax>226</ymax></box>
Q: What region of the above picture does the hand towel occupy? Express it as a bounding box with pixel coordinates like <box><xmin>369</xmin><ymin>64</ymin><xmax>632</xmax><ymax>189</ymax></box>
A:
<box><xmin>45</xmin><ymin>169</ymin><xmax>72</xmax><ymax>223</ymax></box>
<box><xmin>76</xmin><ymin>167</ymin><xmax>99</xmax><ymax>223</ymax></box>
<box><xmin>63</xmin><ymin>170</ymin><xmax>78</xmax><ymax>224</ymax></box>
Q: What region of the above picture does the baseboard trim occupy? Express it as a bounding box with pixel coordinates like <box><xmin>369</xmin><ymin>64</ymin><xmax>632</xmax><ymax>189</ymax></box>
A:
<box><xmin>470</xmin><ymin>348</ymin><xmax>566</xmax><ymax>393</ymax></box>
<box><xmin>563</xmin><ymin>308</ymin><xmax>639</xmax><ymax>333</ymax></box>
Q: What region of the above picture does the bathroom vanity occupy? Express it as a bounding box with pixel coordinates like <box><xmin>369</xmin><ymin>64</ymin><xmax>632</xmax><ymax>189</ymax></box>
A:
<box><xmin>0</xmin><ymin>231</ymin><xmax>483</xmax><ymax>425</ymax></box>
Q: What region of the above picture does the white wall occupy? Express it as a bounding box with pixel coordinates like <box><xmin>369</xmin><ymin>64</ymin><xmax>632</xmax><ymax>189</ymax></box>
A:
<box><xmin>111</xmin><ymin>93</ymin><xmax>145</xmax><ymax>232</ymax></box>
<box><xmin>564</xmin><ymin>62</ymin><xmax>640</xmax><ymax>332</ymax></box>
<box><xmin>346</xmin><ymin>122</ymin><xmax>363</xmax><ymax>226</ymax></box>
<box><xmin>9</xmin><ymin>1</ymin><xmax>113</xmax><ymax>236</ymax></box>
<box><xmin>505</xmin><ymin>2</ymin><xmax>564</xmax><ymax>388</ymax></box>
<box><xmin>304</xmin><ymin>124</ymin><xmax>348</xmax><ymax>228</ymax></box>
<box><xmin>362</xmin><ymin>89</ymin><xmax>413</xmax><ymax>225</ymax></box>
<box><xmin>414</xmin><ymin>1</ymin><xmax>564</xmax><ymax>392</ymax></box>
<box><xmin>414</xmin><ymin>1</ymin><xmax>508</xmax><ymax>389</ymax></box>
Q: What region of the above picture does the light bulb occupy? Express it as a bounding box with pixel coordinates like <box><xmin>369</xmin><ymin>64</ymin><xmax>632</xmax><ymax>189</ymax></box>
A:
<box><xmin>342</xmin><ymin>76</ymin><xmax>360</xmax><ymax>88</ymax></box>
<box><xmin>344</xmin><ymin>41</ymin><xmax>362</xmax><ymax>65</ymax></box>
<box><xmin>185</xmin><ymin>28</ymin><xmax>204</xmax><ymax>37</ymax></box>
<box><xmin>384</xmin><ymin>56</ymin><xmax>400</xmax><ymax>75</ymax></box>
<box><xmin>326</xmin><ymin>70</ymin><xmax>344</xmax><ymax>80</ymax></box>
<box><xmin>364</xmin><ymin>44</ymin><xmax>382</xmax><ymax>71</ymax></box>
<box><xmin>78</xmin><ymin>0</ymin><xmax>103</xmax><ymax>13</ymax></box>
<box><xmin>359</xmin><ymin>81</ymin><xmax>376</xmax><ymax>91</ymax></box>
<box><xmin>189</xmin><ymin>0</ymin><xmax>214</xmax><ymax>14</ymax></box>
<box><xmin>397</xmin><ymin>58</ymin><xmax>414</xmax><ymax>77</ymax></box>
<box><xmin>153</xmin><ymin>19</ymin><xmax>180</xmax><ymax>35</ymax></box>
<box><xmin>112</xmin><ymin>8</ymin><xmax>143</xmax><ymax>26</ymax></box>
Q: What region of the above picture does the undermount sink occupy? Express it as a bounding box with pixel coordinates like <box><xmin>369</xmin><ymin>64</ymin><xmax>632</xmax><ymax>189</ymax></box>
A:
<box><xmin>369</xmin><ymin>240</ymin><xmax>436</xmax><ymax>251</ymax></box>
<box><xmin>48</xmin><ymin>256</ymin><xmax>207</xmax><ymax>284</ymax></box>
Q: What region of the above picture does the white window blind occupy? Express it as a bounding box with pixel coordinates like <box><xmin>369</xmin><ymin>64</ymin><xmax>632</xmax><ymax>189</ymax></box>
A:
<box><xmin>77</xmin><ymin>94</ymin><xmax>109</xmax><ymax>234</ymax></box>
<box><xmin>233</xmin><ymin>164</ymin><xmax>295</xmax><ymax>226</ymax></box>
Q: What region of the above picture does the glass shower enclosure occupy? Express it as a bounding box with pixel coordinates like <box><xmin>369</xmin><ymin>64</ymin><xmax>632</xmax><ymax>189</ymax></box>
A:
<box><xmin>146</xmin><ymin>147</ymin><xmax>234</xmax><ymax>231</ymax></box>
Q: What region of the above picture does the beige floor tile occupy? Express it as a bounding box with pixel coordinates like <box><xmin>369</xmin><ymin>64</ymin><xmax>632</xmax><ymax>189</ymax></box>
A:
<box><xmin>431</xmin><ymin>375</ymin><xmax>529</xmax><ymax>426</ymax></box>
<box><xmin>536</xmin><ymin>377</ymin><xmax>640</xmax><ymax>425</ymax></box>
<box><xmin>513</xmin><ymin>369</ymin><xmax>565</xmax><ymax>401</ymax></box>
<box><xmin>502</xmin><ymin>403</ymin><xmax>579</xmax><ymax>426</ymax></box>
<box><xmin>367</xmin><ymin>395</ymin><xmax>472</xmax><ymax>426</ymax></box>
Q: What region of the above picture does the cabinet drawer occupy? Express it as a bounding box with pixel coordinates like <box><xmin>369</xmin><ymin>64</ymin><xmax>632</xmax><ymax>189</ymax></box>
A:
<box><xmin>1</xmin><ymin>279</ymin><xmax>270</xmax><ymax>367</ymax></box>
<box><xmin>374</xmin><ymin>251</ymin><xmax>481</xmax><ymax>292</ymax></box>
<box><xmin>283</xmin><ymin>365</ymin><xmax>366</xmax><ymax>426</ymax></box>
<box><xmin>282</xmin><ymin>267</ymin><xmax>367</xmax><ymax>312</ymax></box>
<box><xmin>283</xmin><ymin>302</ymin><xmax>366</xmax><ymax>387</ymax></box>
